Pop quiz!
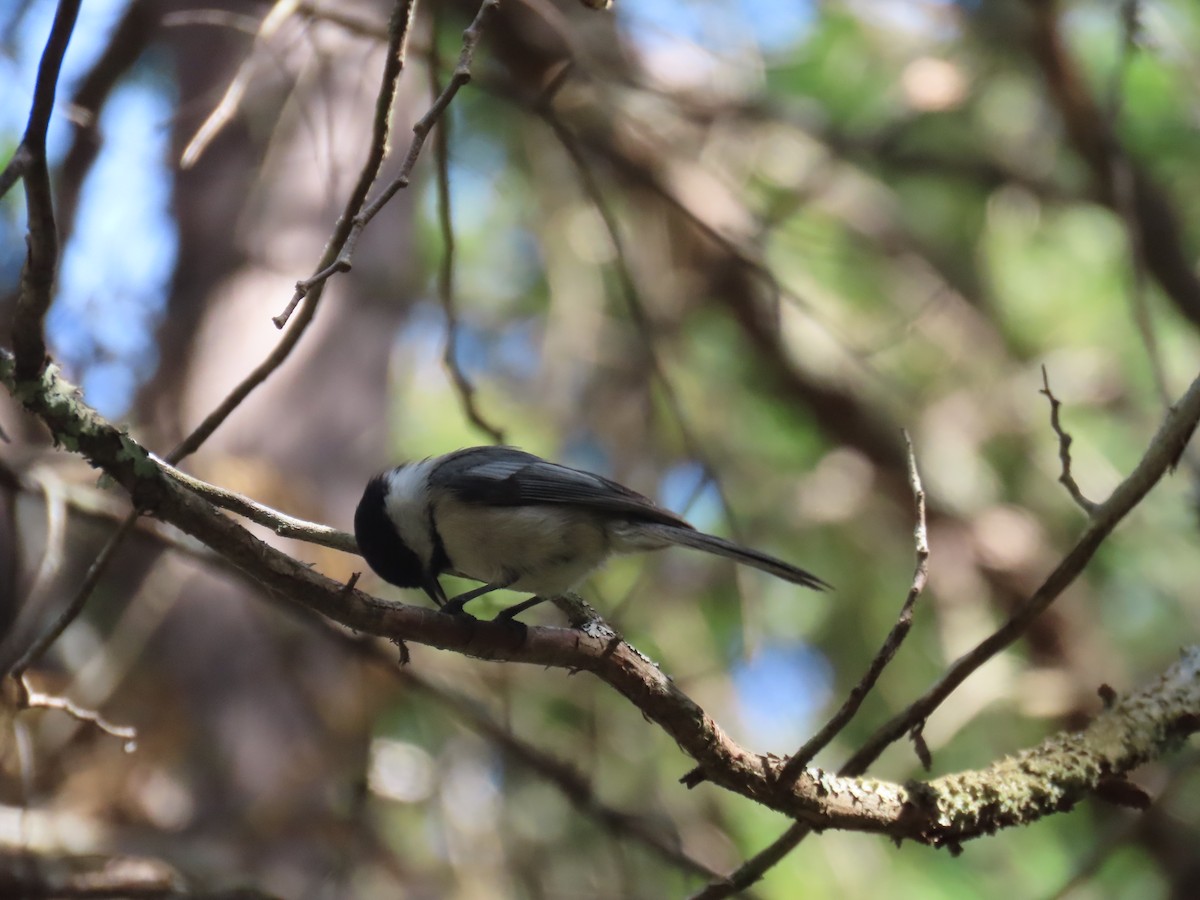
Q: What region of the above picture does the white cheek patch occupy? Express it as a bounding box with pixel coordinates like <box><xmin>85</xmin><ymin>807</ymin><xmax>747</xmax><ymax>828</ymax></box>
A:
<box><xmin>384</xmin><ymin>460</ymin><xmax>438</xmax><ymax>568</ymax></box>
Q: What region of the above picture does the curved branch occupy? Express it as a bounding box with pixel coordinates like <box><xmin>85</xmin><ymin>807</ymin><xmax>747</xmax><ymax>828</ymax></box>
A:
<box><xmin>10</xmin><ymin>0</ymin><xmax>82</xmax><ymax>381</ymax></box>
<box><xmin>4</xmin><ymin>348</ymin><xmax>1198</xmax><ymax>847</ymax></box>
<box><xmin>152</xmin><ymin>454</ymin><xmax>357</xmax><ymax>553</ymax></box>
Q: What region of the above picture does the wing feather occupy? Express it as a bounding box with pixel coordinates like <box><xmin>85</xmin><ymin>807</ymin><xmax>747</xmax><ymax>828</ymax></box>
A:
<box><xmin>430</xmin><ymin>447</ymin><xmax>691</xmax><ymax>528</ymax></box>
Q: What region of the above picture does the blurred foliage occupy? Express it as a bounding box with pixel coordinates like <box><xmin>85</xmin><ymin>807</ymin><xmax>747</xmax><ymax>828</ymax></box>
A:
<box><xmin>3</xmin><ymin>0</ymin><xmax>1200</xmax><ymax>898</ymax></box>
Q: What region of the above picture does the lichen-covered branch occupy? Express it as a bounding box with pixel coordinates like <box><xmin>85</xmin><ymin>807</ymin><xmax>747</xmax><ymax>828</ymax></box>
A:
<box><xmin>845</xmin><ymin>358</ymin><xmax>1200</xmax><ymax>775</ymax></box>
<box><xmin>3</xmin><ymin>346</ymin><xmax>1198</xmax><ymax>846</ymax></box>
<box><xmin>910</xmin><ymin>648</ymin><xmax>1200</xmax><ymax>848</ymax></box>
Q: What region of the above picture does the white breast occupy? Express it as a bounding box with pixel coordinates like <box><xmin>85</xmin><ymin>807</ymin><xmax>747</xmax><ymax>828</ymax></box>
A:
<box><xmin>432</xmin><ymin>499</ymin><xmax>612</xmax><ymax>596</ymax></box>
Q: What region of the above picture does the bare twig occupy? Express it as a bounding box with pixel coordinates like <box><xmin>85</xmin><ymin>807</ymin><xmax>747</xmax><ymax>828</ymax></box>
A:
<box><xmin>152</xmin><ymin>453</ymin><xmax>358</xmax><ymax>552</ymax></box>
<box><xmin>690</xmin><ymin>354</ymin><xmax>1200</xmax><ymax>895</ymax></box>
<box><xmin>278</xmin><ymin>0</ymin><xmax>501</xmax><ymax>326</ymax></box>
<box><xmin>176</xmin><ymin>0</ymin><xmax>418</xmax><ymax>459</ymax></box>
<box><xmin>1040</xmin><ymin>366</ymin><xmax>1099</xmax><ymax>515</ymax></box>
<box><xmin>775</xmin><ymin>430</ymin><xmax>929</xmax><ymax>784</ymax></box>
<box><xmin>11</xmin><ymin>0</ymin><xmax>82</xmax><ymax>381</ymax></box>
<box><xmin>841</xmin><ymin>365</ymin><xmax>1200</xmax><ymax>776</ymax></box>
<box><xmin>7</xmin><ymin>513</ymin><xmax>140</xmax><ymax>681</ymax></box>
<box><xmin>1</xmin><ymin>0</ymin><xmax>413</xmax><ymax>703</ymax></box>
<box><xmin>688</xmin><ymin>825</ymin><xmax>804</xmax><ymax>900</ymax></box>
<box><xmin>429</xmin><ymin>6</ymin><xmax>505</xmax><ymax>442</ymax></box>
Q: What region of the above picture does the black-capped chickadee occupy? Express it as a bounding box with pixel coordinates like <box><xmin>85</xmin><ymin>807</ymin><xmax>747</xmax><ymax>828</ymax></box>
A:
<box><xmin>354</xmin><ymin>446</ymin><xmax>828</xmax><ymax>619</ymax></box>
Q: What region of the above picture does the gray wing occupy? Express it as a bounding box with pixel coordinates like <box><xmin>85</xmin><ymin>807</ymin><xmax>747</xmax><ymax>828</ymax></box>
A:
<box><xmin>430</xmin><ymin>447</ymin><xmax>691</xmax><ymax>527</ymax></box>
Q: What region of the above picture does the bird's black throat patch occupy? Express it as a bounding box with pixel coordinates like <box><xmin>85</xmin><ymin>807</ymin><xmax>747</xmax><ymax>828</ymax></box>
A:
<box><xmin>354</xmin><ymin>473</ymin><xmax>425</xmax><ymax>589</ymax></box>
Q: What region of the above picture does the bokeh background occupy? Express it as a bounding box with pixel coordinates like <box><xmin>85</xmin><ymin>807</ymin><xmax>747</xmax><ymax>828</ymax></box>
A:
<box><xmin>2</xmin><ymin>0</ymin><xmax>1200</xmax><ymax>897</ymax></box>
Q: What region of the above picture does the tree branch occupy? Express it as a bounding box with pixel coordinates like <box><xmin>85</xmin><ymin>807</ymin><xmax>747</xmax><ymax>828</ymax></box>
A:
<box><xmin>843</xmin><ymin>361</ymin><xmax>1200</xmax><ymax>775</ymax></box>
<box><xmin>281</xmin><ymin>0</ymin><xmax>502</xmax><ymax>317</ymax></box>
<box><xmin>152</xmin><ymin>454</ymin><xmax>357</xmax><ymax>553</ymax></box>
<box><xmin>174</xmin><ymin>0</ymin><xmax>418</xmax><ymax>460</ymax></box>
<box><xmin>777</xmin><ymin>430</ymin><xmax>929</xmax><ymax>781</ymax></box>
<box><xmin>1040</xmin><ymin>366</ymin><xmax>1099</xmax><ymax>515</ymax></box>
<box><xmin>4</xmin><ymin>347</ymin><xmax>1198</xmax><ymax>847</ymax></box>
<box><xmin>9</xmin><ymin>0</ymin><xmax>82</xmax><ymax>382</ymax></box>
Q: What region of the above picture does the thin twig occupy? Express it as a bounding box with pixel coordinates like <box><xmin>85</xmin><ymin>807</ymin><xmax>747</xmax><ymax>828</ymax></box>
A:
<box><xmin>278</xmin><ymin>0</ymin><xmax>501</xmax><ymax>325</ymax></box>
<box><xmin>153</xmin><ymin>453</ymin><xmax>358</xmax><ymax>552</ymax></box>
<box><xmin>775</xmin><ymin>430</ymin><xmax>928</xmax><ymax>783</ymax></box>
<box><xmin>1040</xmin><ymin>366</ymin><xmax>1099</xmax><ymax>515</ymax></box>
<box><xmin>3</xmin><ymin>0</ymin><xmax>415</xmax><ymax>704</ymax></box>
<box><xmin>688</xmin><ymin>824</ymin><xmax>805</xmax><ymax>900</ymax></box>
<box><xmin>8</xmin><ymin>513</ymin><xmax>140</xmax><ymax>681</ymax></box>
<box><xmin>692</xmin><ymin>352</ymin><xmax>1200</xmax><ymax>897</ymax></box>
<box><xmin>430</xmin><ymin>5</ymin><xmax>505</xmax><ymax>442</ymax></box>
<box><xmin>175</xmin><ymin>0</ymin><xmax>418</xmax><ymax>460</ymax></box>
<box><xmin>840</xmin><ymin>370</ymin><xmax>1200</xmax><ymax>775</ymax></box>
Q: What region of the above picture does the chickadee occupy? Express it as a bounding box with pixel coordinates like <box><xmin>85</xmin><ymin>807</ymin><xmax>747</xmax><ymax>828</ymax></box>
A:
<box><xmin>354</xmin><ymin>446</ymin><xmax>828</xmax><ymax>619</ymax></box>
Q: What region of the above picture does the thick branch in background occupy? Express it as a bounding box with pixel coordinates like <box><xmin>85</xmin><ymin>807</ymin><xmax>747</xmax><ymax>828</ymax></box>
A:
<box><xmin>2</xmin><ymin>348</ymin><xmax>1198</xmax><ymax>846</ymax></box>
<box><xmin>1028</xmin><ymin>0</ymin><xmax>1200</xmax><ymax>330</ymax></box>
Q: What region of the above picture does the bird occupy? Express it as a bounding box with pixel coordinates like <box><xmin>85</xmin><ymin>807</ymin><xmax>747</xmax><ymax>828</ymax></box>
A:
<box><xmin>354</xmin><ymin>446</ymin><xmax>828</xmax><ymax>619</ymax></box>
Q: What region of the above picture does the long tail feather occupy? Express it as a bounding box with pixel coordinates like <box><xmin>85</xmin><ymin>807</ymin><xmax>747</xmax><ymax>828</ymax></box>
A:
<box><xmin>637</xmin><ymin>523</ymin><xmax>829</xmax><ymax>591</ymax></box>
